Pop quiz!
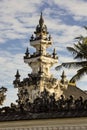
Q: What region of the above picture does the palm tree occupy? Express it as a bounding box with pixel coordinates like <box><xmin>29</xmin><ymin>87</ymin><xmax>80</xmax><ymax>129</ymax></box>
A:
<box><xmin>56</xmin><ymin>27</ymin><xmax>87</xmax><ymax>82</ymax></box>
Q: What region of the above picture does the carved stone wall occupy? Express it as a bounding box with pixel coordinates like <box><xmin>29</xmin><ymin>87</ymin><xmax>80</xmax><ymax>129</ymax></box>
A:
<box><xmin>0</xmin><ymin>126</ymin><xmax>87</xmax><ymax>130</ymax></box>
<box><xmin>0</xmin><ymin>118</ymin><xmax>87</xmax><ymax>130</ymax></box>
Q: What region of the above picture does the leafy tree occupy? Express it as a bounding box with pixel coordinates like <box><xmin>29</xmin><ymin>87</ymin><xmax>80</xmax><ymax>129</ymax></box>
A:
<box><xmin>56</xmin><ymin>27</ymin><xmax>87</xmax><ymax>82</ymax></box>
<box><xmin>0</xmin><ymin>86</ymin><xmax>7</xmax><ymax>105</ymax></box>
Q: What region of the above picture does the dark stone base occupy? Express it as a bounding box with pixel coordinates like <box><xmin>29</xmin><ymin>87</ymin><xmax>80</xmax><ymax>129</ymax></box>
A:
<box><xmin>0</xmin><ymin>110</ymin><xmax>87</xmax><ymax>121</ymax></box>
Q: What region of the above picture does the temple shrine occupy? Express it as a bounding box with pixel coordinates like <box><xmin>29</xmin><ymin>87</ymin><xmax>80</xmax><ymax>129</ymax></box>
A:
<box><xmin>13</xmin><ymin>13</ymin><xmax>87</xmax><ymax>109</ymax></box>
<box><xmin>0</xmin><ymin>13</ymin><xmax>87</xmax><ymax>130</ymax></box>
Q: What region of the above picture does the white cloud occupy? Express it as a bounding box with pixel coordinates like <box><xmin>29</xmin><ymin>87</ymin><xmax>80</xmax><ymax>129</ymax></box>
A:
<box><xmin>54</xmin><ymin>0</ymin><xmax>87</xmax><ymax>20</ymax></box>
<box><xmin>0</xmin><ymin>50</ymin><xmax>32</xmax><ymax>106</ymax></box>
<box><xmin>0</xmin><ymin>0</ymin><xmax>43</xmax><ymax>44</ymax></box>
<box><xmin>1</xmin><ymin>0</ymin><xmax>87</xmax><ymax>45</ymax></box>
<box><xmin>0</xmin><ymin>51</ymin><xmax>31</xmax><ymax>86</ymax></box>
<box><xmin>0</xmin><ymin>0</ymin><xmax>41</xmax><ymax>14</ymax></box>
<box><xmin>2</xmin><ymin>88</ymin><xmax>18</xmax><ymax>107</ymax></box>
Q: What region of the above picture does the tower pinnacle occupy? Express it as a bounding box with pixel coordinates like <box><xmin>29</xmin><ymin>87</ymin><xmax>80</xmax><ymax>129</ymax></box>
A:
<box><xmin>39</xmin><ymin>12</ymin><xmax>44</xmax><ymax>27</ymax></box>
<box><xmin>34</xmin><ymin>13</ymin><xmax>48</xmax><ymax>36</ymax></box>
<box><xmin>61</xmin><ymin>71</ymin><xmax>66</xmax><ymax>79</ymax></box>
<box><xmin>60</xmin><ymin>71</ymin><xmax>68</xmax><ymax>85</ymax></box>
<box><xmin>24</xmin><ymin>13</ymin><xmax>58</xmax><ymax>77</ymax></box>
<box><xmin>15</xmin><ymin>70</ymin><xmax>20</xmax><ymax>79</ymax></box>
<box><xmin>24</xmin><ymin>47</ymin><xmax>30</xmax><ymax>58</ymax></box>
<box><xmin>13</xmin><ymin>70</ymin><xmax>20</xmax><ymax>88</ymax></box>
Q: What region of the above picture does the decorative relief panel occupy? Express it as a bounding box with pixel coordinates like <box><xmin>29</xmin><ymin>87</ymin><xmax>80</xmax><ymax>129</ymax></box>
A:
<box><xmin>0</xmin><ymin>126</ymin><xmax>87</xmax><ymax>130</ymax></box>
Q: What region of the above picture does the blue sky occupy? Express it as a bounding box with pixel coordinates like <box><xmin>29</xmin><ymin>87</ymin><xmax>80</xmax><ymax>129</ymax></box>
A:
<box><xmin>0</xmin><ymin>0</ymin><xmax>87</xmax><ymax>106</ymax></box>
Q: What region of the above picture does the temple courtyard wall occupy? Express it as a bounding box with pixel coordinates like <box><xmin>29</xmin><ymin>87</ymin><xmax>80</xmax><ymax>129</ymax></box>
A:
<box><xmin>0</xmin><ymin>117</ymin><xmax>87</xmax><ymax>130</ymax></box>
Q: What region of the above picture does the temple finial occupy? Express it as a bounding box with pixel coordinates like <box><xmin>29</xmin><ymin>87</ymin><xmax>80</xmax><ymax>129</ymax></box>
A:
<box><xmin>61</xmin><ymin>70</ymin><xmax>66</xmax><ymax>79</ymax></box>
<box><xmin>13</xmin><ymin>70</ymin><xmax>20</xmax><ymax>88</ymax></box>
<box><xmin>25</xmin><ymin>47</ymin><xmax>30</xmax><ymax>58</ymax></box>
<box><xmin>60</xmin><ymin>71</ymin><xmax>68</xmax><ymax>85</ymax></box>
<box><xmin>15</xmin><ymin>70</ymin><xmax>20</xmax><ymax>79</ymax></box>
<box><xmin>39</xmin><ymin>12</ymin><xmax>44</xmax><ymax>26</ymax></box>
<box><xmin>34</xmin><ymin>12</ymin><xmax>48</xmax><ymax>36</ymax></box>
<box><xmin>53</xmin><ymin>48</ymin><xmax>56</xmax><ymax>58</ymax></box>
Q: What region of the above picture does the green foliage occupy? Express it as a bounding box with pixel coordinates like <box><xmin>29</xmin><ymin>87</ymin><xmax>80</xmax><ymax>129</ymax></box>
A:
<box><xmin>0</xmin><ymin>87</ymin><xmax>7</xmax><ymax>105</ymax></box>
<box><xmin>56</xmin><ymin>27</ymin><xmax>87</xmax><ymax>82</ymax></box>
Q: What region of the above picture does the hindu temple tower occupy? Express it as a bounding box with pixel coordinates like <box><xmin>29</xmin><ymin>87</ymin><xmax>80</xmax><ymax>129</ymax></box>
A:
<box><xmin>24</xmin><ymin>13</ymin><xmax>58</xmax><ymax>83</ymax></box>
<box><xmin>13</xmin><ymin>13</ymin><xmax>87</xmax><ymax>108</ymax></box>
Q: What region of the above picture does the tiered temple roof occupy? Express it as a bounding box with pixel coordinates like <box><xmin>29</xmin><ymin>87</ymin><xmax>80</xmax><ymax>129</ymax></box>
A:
<box><xmin>0</xmin><ymin>13</ymin><xmax>87</xmax><ymax>121</ymax></box>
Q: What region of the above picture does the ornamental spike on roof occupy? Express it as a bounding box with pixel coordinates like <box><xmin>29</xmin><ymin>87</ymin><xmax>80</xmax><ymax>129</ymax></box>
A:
<box><xmin>61</xmin><ymin>70</ymin><xmax>66</xmax><ymax>78</ymax></box>
<box><xmin>39</xmin><ymin>12</ymin><xmax>44</xmax><ymax>27</ymax></box>
<box><xmin>34</xmin><ymin>13</ymin><xmax>48</xmax><ymax>35</ymax></box>
<box><xmin>15</xmin><ymin>70</ymin><xmax>20</xmax><ymax>78</ymax></box>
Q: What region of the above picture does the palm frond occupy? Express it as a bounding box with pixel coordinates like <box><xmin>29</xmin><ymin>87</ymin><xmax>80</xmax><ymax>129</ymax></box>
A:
<box><xmin>56</xmin><ymin>26</ymin><xmax>87</xmax><ymax>82</ymax></box>
<box><xmin>74</xmin><ymin>42</ymin><xmax>82</xmax><ymax>51</ymax></box>
<box><xmin>55</xmin><ymin>64</ymin><xmax>63</xmax><ymax>70</ymax></box>
<box><xmin>61</xmin><ymin>62</ymin><xmax>77</xmax><ymax>68</ymax></box>
<box><xmin>67</xmin><ymin>47</ymin><xmax>78</xmax><ymax>55</ymax></box>
<box><xmin>63</xmin><ymin>61</ymin><xmax>87</xmax><ymax>68</ymax></box>
<box><xmin>75</xmin><ymin>35</ymin><xmax>84</xmax><ymax>40</ymax></box>
<box><xmin>70</xmin><ymin>66</ymin><xmax>87</xmax><ymax>82</ymax></box>
<box><xmin>76</xmin><ymin>43</ymin><xmax>87</xmax><ymax>59</ymax></box>
<box><xmin>83</xmin><ymin>26</ymin><xmax>87</xmax><ymax>30</ymax></box>
<box><xmin>70</xmin><ymin>73</ymin><xmax>82</xmax><ymax>82</ymax></box>
<box><xmin>67</xmin><ymin>44</ymin><xmax>87</xmax><ymax>60</ymax></box>
<box><xmin>69</xmin><ymin>43</ymin><xmax>87</xmax><ymax>60</ymax></box>
<box><xmin>77</xmin><ymin>66</ymin><xmax>87</xmax><ymax>74</ymax></box>
<box><xmin>74</xmin><ymin>52</ymin><xmax>83</xmax><ymax>59</ymax></box>
<box><xmin>55</xmin><ymin>61</ymin><xmax>87</xmax><ymax>71</ymax></box>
